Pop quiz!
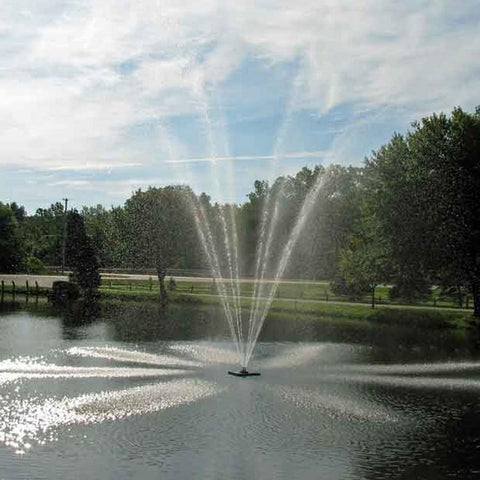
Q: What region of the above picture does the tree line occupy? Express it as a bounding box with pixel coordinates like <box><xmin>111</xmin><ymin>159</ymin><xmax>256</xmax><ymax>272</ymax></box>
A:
<box><xmin>1</xmin><ymin>106</ymin><xmax>479</xmax><ymax>315</ymax></box>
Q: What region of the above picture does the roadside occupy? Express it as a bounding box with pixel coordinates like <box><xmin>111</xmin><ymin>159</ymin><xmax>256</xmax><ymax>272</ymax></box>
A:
<box><xmin>0</xmin><ymin>273</ymin><xmax>475</xmax><ymax>316</ymax></box>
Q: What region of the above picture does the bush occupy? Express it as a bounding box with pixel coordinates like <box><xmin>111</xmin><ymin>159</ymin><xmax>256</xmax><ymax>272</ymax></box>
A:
<box><xmin>389</xmin><ymin>276</ymin><xmax>431</xmax><ymax>303</ymax></box>
<box><xmin>330</xmin><ymin>276</ymin><xmax>369</xmax><ymax>300</ymax></box>
<box><xmin>24</xmin><ymin>256</ymin><xmax>45</xmax><ymax>274</ymax></box>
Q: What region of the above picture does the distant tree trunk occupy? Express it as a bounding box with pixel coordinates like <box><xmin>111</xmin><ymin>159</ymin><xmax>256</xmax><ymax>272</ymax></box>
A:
<box><xmin>157</xmin><ymin>264</ymin><xmax>168</xmax><ymax>308</ymax></box>
<box><xmin>371</xmin><ymin>284</ymin><xmax>376</xmax><ymax>309</ymax></box>
<box><xmin>472</xmin><ymin>280</ymin><xmax>480</xmax><ymax>318</ymax></box>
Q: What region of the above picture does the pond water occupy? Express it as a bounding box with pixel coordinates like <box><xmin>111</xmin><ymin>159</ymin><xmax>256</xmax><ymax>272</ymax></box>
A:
<box><xmin>1</xmin><ymin>300</ymin><xmax>480</xmax><ymax>479</ymax></box>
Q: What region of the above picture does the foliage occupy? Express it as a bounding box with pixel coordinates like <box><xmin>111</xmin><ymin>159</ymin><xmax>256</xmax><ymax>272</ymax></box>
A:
<box><xmin>66</xmin><ymin>211</ymin><xmax>101</xmax><ymax>298</ymax></box>
<box><xmin>2</xmin><ymin>105</ymin><xmax>479</xmax><ymax>315</ymax></box>
<box><xmin>364</xmin><ymin>106</ymin><xmax>480</xmax><ymax>315</ymax></box>
<box><xmin>24</xmin><ymin>256</ymin><xmax>45</xmax><ymax>274</ymax></box>
<box><xmin>125</xmin><ymin>185</ymin><xmax>194</xmax><ymax>307</ymax></box>
<box><xmin>289</xmin><ymin>165</ymin><xmax>362</xmax><ymax>280</ymax></box>
<box><xmin>22</xmin><ymin>202</ymin><xmax>66</xmax><ymax>266</ymax></box>
<box><xmin>0</xmin><ymin>203</ymin><xmax>22</xmax><ymax>273</ymax></box>
<box><xmin>332</xmin><ymin>212</ymin><xmax>391</xmax><ymax>306</ymax></box>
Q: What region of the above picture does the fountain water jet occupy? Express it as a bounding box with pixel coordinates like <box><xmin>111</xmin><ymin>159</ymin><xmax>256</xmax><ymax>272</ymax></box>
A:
<box><xmin>184</xmin><ymin>74</ymin><xmax>324</xmax><ymax>374</ymax></box>
<box><xmin>187</xmin><ymin>171</ymin><xmax>326</xmax><ymax>374</ymax></box>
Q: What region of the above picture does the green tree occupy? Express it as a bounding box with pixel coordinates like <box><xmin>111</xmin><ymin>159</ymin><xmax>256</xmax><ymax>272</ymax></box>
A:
<box><xmin>22</xmin><ymin>202</ymin><xmax>65</xmax><ymax>266</ymax></box>
<box><xmin>408</xmin><ymin>107</ymin><xmax>480</xmax><ymax>315</ymax></box>
<box><xmin>6</xmin><ymin>202</ymin><xmax>26</xmax><ymax>223</ymax></box>
<box><xmin>239</xmin><ymin>180</ymin><xmax>269</xmax><ymax>275</ymax></box>
<box><xmin>334</xmin><ymin>214</ymin><xmax>391</xmax><ymax>307</ymax></box>
<box><xmin>0</xmin><ymin>203</ymin><xmax>22</xmax><ymax>273</ymax></box>
<box><xmin>364</xmin><ymin>106</ymin><xmax>480</xmax><ymax>315</ymax></box>
<box><xmin>287</xmin><ymin>165</ymin><xmax>362</xmax><ymax>280</ymax></box>
<box><xmin>125</xmin><ymin>186</ymin><xmax>193</xmax><ymax>307</ymax></box>
<box><xmin>66</xmin><ymin>211</ymin><xmax>100</xmax><ymax>298</ymax></box>
<box><xmin>82</xmin><ymin>204</ymin><xmax>111</xmax><ymax>268</ymax></box>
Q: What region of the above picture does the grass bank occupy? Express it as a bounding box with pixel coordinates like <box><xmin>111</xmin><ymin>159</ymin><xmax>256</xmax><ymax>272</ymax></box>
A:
<box><xmin>98</xmin><ymin>287</ymin><xmax>476</xmax><ymax>332</ymax></box>
<box><xmin>98</xmin><ymin>276</ymin><xmax>474</xmax><ymax>310</ymax></box>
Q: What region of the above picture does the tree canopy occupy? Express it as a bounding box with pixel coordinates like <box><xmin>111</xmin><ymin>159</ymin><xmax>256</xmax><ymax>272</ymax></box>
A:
<box><xmin>1</xmin><ymin>106</ymin><xmax>479</xmax><ymax>315</ymax></box>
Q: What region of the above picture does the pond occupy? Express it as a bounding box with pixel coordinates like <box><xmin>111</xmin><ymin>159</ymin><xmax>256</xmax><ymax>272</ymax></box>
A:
<box><xmin>1</xmin><ymin>300</ymin><xmax>480</xmax><ymax>479</ymax></box>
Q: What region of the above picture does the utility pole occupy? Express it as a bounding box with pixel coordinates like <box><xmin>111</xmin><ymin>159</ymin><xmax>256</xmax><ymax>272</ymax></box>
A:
<box><xmin>61</xmin><ymin>198</ymin><xmax>68</xmax><ymax>274</ymax></box>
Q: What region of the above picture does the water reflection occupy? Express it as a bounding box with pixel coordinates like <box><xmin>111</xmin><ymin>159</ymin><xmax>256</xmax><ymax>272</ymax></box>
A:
<box><xmin>1</xmin><ymin>303</ymin><xmax>480</xmax><ymax>479</ymax></box>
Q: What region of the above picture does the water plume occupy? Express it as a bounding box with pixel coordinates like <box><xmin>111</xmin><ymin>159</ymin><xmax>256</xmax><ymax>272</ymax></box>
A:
<box><xmin>0</xmin><ymin>357</ymin><xmax>191</xmax><ymax>384</ymax></box>
<box><xmin>67</xmin><ymin>346</ymin><xmax>202</xmax><ymax>368</ymax></box>
<box><xmin>270</xmin><ymin>384</ymin><xmax>399</xmax><ymax>423</ymax></box>
<box><xmin>244</xmin><ymin>174</ymin><xmax>326</xmax><ymax>366</ymax></box>
<box><xmin>322</xmin><ymin>373</ymin><xmax>480</xmax><ymax>391</ymax></box>
<box><xmin>0</xmin><ymin>379</ymin><xmax>220</xmax><ymax>454</ymax></box>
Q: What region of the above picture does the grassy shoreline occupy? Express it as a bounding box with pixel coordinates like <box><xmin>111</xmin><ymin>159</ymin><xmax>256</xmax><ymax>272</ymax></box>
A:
<box><xmin>97</xmin><ymin>288</ymin><xmax>476</xmax><ymax>331</ymax></box>
<box><xmin>1</xmin><ymin>278</ymin><xmax>477</xmax><ymax>332</ymax></box>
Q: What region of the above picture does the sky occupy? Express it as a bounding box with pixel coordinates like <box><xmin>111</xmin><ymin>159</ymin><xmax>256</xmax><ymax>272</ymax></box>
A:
<box><xmin>0</xmin><ymin>0</ymin><xmax>479</xmax><ymax>213</ymax></box>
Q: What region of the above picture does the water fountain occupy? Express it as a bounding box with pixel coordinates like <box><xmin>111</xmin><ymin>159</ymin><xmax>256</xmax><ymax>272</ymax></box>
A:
<box><xmin>178</xmin><ymin>71</ymin><xmax>327</xmax><ymax>376</ymax></box>
<box><xmin>188</xmin><ymin>168</ymin><xmax>325</xmax><ymax>376</ymax></box>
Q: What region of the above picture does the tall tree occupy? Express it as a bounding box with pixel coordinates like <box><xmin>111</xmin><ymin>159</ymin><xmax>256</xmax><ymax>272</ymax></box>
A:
<box><xmin>364</xmin><ymin>106</ymin><xmax>480</xmax><ymax>314</ymax></box>
<box><xmin>239</xmin><ymin>180</ymin><xmax>269</xmax><ymax>275</ymax></box>
<box><xmin>335</xmin><ymin>214</ymin><xmax>391</xmax><ymax>307</ymax></box>
<box><xmin>408</xmin><ymin>107</ymin><xmax>480</xmax><ymax>315</ymax></box>
<box><xmin>287</xmin><ymin>165</ymin><xmax>361</xmax><ymax>280</ymax></box>
<box><xmin>66</xmin><ymin>211</ymin><xmax>101</xmax><ymax>298</ymax></box>
<box><xmin>125</xmin><ymin>186</ymin><xmax>193</xmax><ymax>307</ymax></box>
<box><xmin>0</xmin><ymin>203</ymin><xmax>22</xmax><ymax>273</ymax></box>
<box><xmin>22</xmin><ymin>202</ymin><xmax>66</xmax><ymax>266</ymax></box>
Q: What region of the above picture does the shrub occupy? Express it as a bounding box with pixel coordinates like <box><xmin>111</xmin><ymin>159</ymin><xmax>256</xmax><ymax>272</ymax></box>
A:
<box><xmin>25</xmin><ymin>256</ymin><xmax>45</xmax><ymax>274</ymax></box>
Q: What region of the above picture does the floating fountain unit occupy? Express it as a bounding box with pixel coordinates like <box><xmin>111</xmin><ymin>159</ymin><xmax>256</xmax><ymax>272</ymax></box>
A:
<box><xmin>228</xmin><ymin>367</ymin><xmax>260</xmax><ymax>377</ymax></box>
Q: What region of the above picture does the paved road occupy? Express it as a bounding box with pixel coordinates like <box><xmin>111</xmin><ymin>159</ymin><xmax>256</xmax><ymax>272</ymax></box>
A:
<box><xmin>0</xmin><ymin>273</ymin><xmax>329</xmax><ymax>288</ymax></box>
<box><xmin>0</xmin><ymin>274</ymin><xmax>68</xmax><ymax>288</ymax></box>
<box><xmin>100</xmin><ymin>273</ymin><xmax>329</xmax><ymax>285</ymax></box>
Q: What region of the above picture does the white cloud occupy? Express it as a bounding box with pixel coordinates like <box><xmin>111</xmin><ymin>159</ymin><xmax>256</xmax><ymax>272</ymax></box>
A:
<box><xmin>0</xmin><ymin>0</ymin><xmax>479</xmax><ymax>198</ymax></box>
<box><xmin>165</xmin><ymin>150</ymin><xmax>329</xmax><ymax>164</ymax></box>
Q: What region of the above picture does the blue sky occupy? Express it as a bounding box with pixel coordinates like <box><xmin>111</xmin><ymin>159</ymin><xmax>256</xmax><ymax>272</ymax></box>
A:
<box><xmin>1</xmin><ymin>0</ymin><xmax>479</xmax><ymax>213</ymax></box>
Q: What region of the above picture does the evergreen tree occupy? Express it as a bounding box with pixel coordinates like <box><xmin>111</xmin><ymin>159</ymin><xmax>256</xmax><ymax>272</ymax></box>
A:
<box><xmin>66</xmin><ymin>211</ymin><xmax>100</xmax><ymax>298</ymax></box>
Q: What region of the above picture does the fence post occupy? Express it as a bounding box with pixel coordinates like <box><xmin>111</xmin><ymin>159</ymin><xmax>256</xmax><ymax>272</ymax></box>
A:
<box><xmin>26</xmin><ymin>280</ymin><xmax>29</xmax><ymax>296</ymax></box>
<box><xmin>35</xmin><ymin>281</ymin><xmax>39</xmax><ymax>296</ymax></box>
<box><xmin>12</xmin><ymin>281</ymin><xmax>16</xmax><ymax>299</ymax></box>
<box><xmin>1</xmin><ymin>280</ymin><xmax>4</xmax><ymax>302</ymax></box>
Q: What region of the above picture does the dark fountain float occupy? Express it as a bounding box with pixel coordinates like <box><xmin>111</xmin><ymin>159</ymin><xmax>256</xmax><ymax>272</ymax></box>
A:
<box><xmin>228</xmin><ymin>367</ymin><xmax>260</xmax><ymax>377</ymax></box>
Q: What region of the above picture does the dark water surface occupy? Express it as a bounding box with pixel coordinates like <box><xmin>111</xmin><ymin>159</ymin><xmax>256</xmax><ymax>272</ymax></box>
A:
<box><xmin>1</xmin><ymin>300</ymin><xmax>480</xmax><ymax>479</ymax></box>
